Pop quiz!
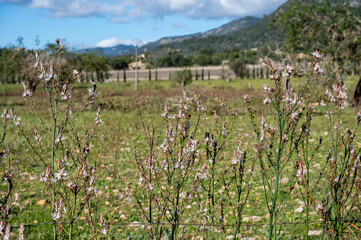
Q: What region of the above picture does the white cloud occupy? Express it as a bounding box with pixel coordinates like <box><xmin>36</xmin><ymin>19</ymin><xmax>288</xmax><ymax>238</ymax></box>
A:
<box><xmin>4</xmin><ymin>0</ymin><xmax>288</xmax><ymax>20</ymax></box>
<box><xmin>96</xmin><ymin>38</ymin><xmax>146</xmax><ymax>47</ymax></box>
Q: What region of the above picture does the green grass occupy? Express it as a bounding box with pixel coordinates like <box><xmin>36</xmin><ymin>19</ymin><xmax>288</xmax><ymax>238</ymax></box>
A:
<box><xmin>1</xmin><ymin>76</ymin><xmax>360</xmax><ymax>239</ymax></box>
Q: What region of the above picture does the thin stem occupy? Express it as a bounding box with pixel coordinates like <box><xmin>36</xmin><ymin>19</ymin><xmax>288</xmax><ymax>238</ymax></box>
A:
<box><xmin>69</xmin><ymin>192</ymin><xmax>77</xmax><ymax>240</ymax></box>
<box><xmin>51</xmin><ymin>99</ymin><xmax>58</xmax><ymax>240</ymax></box>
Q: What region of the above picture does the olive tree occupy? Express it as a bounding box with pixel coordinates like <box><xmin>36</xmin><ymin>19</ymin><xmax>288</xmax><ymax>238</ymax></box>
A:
<box><xmin>173</xmin><ymin>69</ymin><xmax>192</xmax><ymax>99</ymax></box>
<box><xmin>275</xmin><ymin>0</ymin><xmax>361</xmax><ymax>104</ymax></box>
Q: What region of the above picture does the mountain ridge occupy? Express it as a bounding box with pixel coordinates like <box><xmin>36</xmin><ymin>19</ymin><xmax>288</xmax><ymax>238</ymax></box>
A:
<box><xmin>78</xmin><ymin>16</ymin><xmax>261</xmax><ymax>56</ymax></box>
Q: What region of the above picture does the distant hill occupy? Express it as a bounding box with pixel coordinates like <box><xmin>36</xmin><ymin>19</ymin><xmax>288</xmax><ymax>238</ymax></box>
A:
<box><xmin>143</xmin><ymin>3</ymin><xmax>289</xmax><ymax>56</ymax></box>
<box><xmin>140</xmin><ymin>16</ymin><xmax>260</xmax><ymax>54</ymax></box>
<box><xmin>77</xmin><ymin>44</ymin><xmax>135</xmax><ymax>56</ymax></box>
<box><xmin>78</xmin><ymin>16</ymin><xmax>260</xmax><ymax>56</ymax></box>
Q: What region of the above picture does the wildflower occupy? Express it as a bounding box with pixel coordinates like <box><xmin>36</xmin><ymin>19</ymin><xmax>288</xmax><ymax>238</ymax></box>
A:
<box><xmin>4</xmin><ymin>225</ymin><xmax>10</xmax><ymax>240</ymax></box>
<box><xmin>44</xmin><ymin>73</ymin><xmax>53</xmax><ymax>82</ymax></box>
<box><xmin>316</xmin><ymin>203</ymin><xmax>324</xmax><ymax>211</ymax></box>
<box><xmin>1</xmin><ymin>108</ymin><xmax>10</xmax><ymax>120</ymax></box>
<box><xmin>221</xmin><ymin>123</ymin><xmax>229</xmax><ymax>137</ymax></box>
<box><xmin>333</xmin><ymin>121</ymin><xmax>342</xmax><ymax>129</ymax></box>
<box><xmin>54</xmin><ymin>168</ymin><xmax>68</xmax><ymax>180</ymax></box>
<box><xmin>296</xmin><ymin>161</ymin><xmax>306</xmax><ymax>179</ymax></box>
<box><xmin>285</xmin><ymin>64</ymin><xmax>295</xmax><ymax>73</ymax></box>
<box><xmin>67</xmin><ymin>182</ymin><xmax>76</xmax><ymax>191</ymax></box>
<box><xmin>356</xmin><ymin>111</ymin><xmax>361</xmax><ymax>121</ymax></box>
<box><xmin>311</xmin><ymin>51</ymin><xmax>322</xmax><ymax>59</ymax></box>
<box><xmin>291</xmin><ymin>112</ymin><xmax>298</xmax><ymax>123</ymax></box>
<box><xmin>99</xmin><ymin>213</ymin><xmax>108</xmax><ymax>235</ymax></box>
<box><xmin>55</xmin><ymin>134</ymin><xmax>66</xmax><ymax>143</ymax></box>
<box><xmin>162</xmin><ymin>105</ymin><xmax>169</xmax><ymax>118</ymax></box>
<box><xmin>88</xmin><ymin>81</ymin><xmax>98</xmax><ymax>100</ymax></box>
<box><xmin>284</xmin><ymin>64</ymin><xmax>295</xmax><ymax>77</ymax></box>
<box><xmin>243</xmin><ymin>95</ymin><xmax>250</xmax><ymax>103</ymax></box>
<box><xmin>52</xmin><ymin>198</ymin><xmax>67</xmax><ymax>221</ymax></box>
<box><xmin>313</xmin><ymin>62</ymin><xmax>324</xmax><ymax>74</ymax></box>
<box><xmin>61</xmin><ymin>84</ymin><xmax>71</xmax><ymax>100</ymax></box>
<box><xmin>253</xmin><ymin>143</ymin><xmax>263</xmax><ymax>154</ymax></box>
<box><xmin>263</xmin><ymin>98</ymin><xmax>271</xmax><ymax>105</ymax></box>
<box><xmin>268</xmin><ymin>126</ymin><xmax>277</xmax><ymax>136</ymax></box>
<box><xmin>263</xmin><ymin>84</ymin><xmax>270</xmax><ymax>92</ymax></box>
<box><xmin>270</xmin><ymin>73</ymin><xmax>280</xmax><ymax>80</ymax></box>
<box><xmin>260</xmin><ymin>115</ymin><xmax>267</xmax><ymax>141</ymax></box>
<box><xmin>22</xmin><ymin>82</ymin><xmax>33</xmax><ymax>98</ymax></box>
<box><xmin>19</xmin><ymin>223</ymin><xmax>25</xmax><ymax>240</ymax></box>
<box><xmin>34</xmin><ymin>127</ymin><xmax>42</xmax><ymax>147</ymax></box>
<box><xmin>333</xmin><ymin>82</ymin><xmax>348</xmax><ymax>107</ymax></box>
<box><xmin>231</xmin><ymin>146</ymin><xmax>244</xmax><ymax>165</ymax></box>
<box><xmin>320</xmin><ymin>100</ymin><xmax>326</xmax><ymax>106</ymax></box>
<box><xmin>325</xmin><ymin>90</ymin><xmax>335</xmax><ymax>102</ymax></box>
<box><xmin>0</xmin><ymin>150</ymin><xmax>8</xmax><ymax>159</ymax></box>
<box><xmin>95</xmin><ymin>107</ymin><xmax>103</xmax><ymax>125</ymax></box>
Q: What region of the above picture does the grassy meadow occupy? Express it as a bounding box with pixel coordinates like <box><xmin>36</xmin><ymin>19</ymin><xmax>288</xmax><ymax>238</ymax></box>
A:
<box><xmin>1</xmin><ymin>75</ymin><xmax>361</xmax><ymax>239</ymax></box>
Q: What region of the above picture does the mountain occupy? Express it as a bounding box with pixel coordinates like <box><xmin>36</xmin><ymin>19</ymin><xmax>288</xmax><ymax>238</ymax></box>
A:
<box><xmin>147</xmin><ymin>15</ymin><xmax>281</xmax><ymax>56</ymax></box>
<box><xmin>78</xmin><ymin>16</ymin><xmax>260</xmax><ymax>56</ymax></box>
<box><xmin>140</xmin><ymin>16</ymin><xmax>260</xmax><ymax>53</ymax></box>
<box><xmin>77</xmin><ymin>44</ymin><xmax>135</xmax><ymax>56</ymax></box>
<box><xmin>142</xmin><ymin>4</ymin><xmax>288</xmax><ymax>56</ymax></box>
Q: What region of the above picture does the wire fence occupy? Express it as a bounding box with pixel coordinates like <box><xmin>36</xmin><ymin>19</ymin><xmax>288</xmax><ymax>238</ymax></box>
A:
<box><xmin>5</xmin><ymin>214</ymin><xmax>361</xmax><ymax>239</ymax></box>
<box><xmin>11</xmin><ymin>217</ymin><xmax>361</xmax><ymax>229</ymax></box>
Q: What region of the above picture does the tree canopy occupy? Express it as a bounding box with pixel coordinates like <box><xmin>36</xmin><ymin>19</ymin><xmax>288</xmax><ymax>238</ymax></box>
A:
<box><xmin>276</xmin><ymin>0</ymin><xmax>361</xmax><ymax>104</ymax></box>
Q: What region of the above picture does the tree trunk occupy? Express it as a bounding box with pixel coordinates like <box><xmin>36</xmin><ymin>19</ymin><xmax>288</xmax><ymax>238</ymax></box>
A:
<box><xmin>352</xmin><ymin>74</ymin><xmax>361</xmax><ymax>107</ymax></box>
<box><xmin>182</xmin><ymin>80</ymin><xmax>186</xmax><ymax>99</ymax></box>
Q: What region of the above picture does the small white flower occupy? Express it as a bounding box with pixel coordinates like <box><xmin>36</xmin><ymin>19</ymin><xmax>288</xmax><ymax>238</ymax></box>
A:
<box><xmin>263</xmin><ymin>84</ymin><xmax>270</xmax><ymax>92</ymax></box>
<box><xmin>263</xmin><ymin>98</ymin><xmax>271</xmax><ymax>105</ymax></box>
<box><xmin>311</xmin><ymin>51</ymin><xmax>322</xmax><ymax>59</ymax></box>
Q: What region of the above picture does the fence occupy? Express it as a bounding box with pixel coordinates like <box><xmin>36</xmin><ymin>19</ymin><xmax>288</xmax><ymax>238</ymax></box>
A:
<box><xmin>8</xmin><ymin>214</ymin><xmax>361</xmax><ymax>239</ymax></box>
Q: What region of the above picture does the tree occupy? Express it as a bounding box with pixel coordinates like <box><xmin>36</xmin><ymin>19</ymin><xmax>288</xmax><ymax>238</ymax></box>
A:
<box><xmin>123</xmin><ymin>68</ymin><xmax>126</xmax><ymax>82</ymax></box>
<box><xmin>194</xmin><ymin>53</ymin><xmax>212</xmax><ymax>66</ymax></box>
<box><xmin>229</xmin><ymin>59</ymin><xmax>245</xmax><ymax>78</ymax></box>
<box><xmin>155</xmin><ymin>52</ymin><xmax>192</xmax><ymax>67</ymax></box>
<box><xmin>276</xmin><ymin>0</ymin><xmax>361</xmax><ymax>105</ymax></box>
<box><xmin>173</xmin><ymin>69</ymin><xmax>192</xmax><ymax>99</ymax></box>
<box><xmin>82</xmin><ymin>51</ymin><xmax>110</xmax><ymax>83</ymax></box>
<box><xmin>0</xmin><ymin>46</ymin><xmax>40</xmax><ymax>90</ymax></box>
<box><xmin>109</xmin><ymin>55</ymin><xmax>131</xmax><ymax>70</ymax></box>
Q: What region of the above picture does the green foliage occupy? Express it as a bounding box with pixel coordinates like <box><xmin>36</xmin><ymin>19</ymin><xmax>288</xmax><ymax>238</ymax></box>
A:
<box><xmin>0</xmin><ymin>47</ymin><xmax>29</xmax><ymax>83</ymax></box>
<box><xmin>109</xmin><ymin>55</ymin><xmax>131</xmax><ymax>70</ymax></box>
<box><xmin>173</xmin><ymin>69</ymin><xmax>192</xmax><ymax>86</ymax></box>
<box><xmin>155</xmin><ymin>51</ymin><xmax>193</xmax><ymax>67</ymax></box>
<box><xmin>229</xmin><ymin>59</ymin><xmax>245</xmax><ymax>78</ymax></box>
<box><xmin>276</xmin><ymin>0</ymin><xmax>361</xmax><ymax>72</ymax></box>
<box><xmin>194</xmin><ymin>53</ymin><xmax>212</xmax><ymax>66</ymax></box>
<box><xmin>81</xmin><ymin>51</ymin><xmax>110</xmax><ymax>83</ymax></box>
<box><xmin>123</xmin><ymin>67</ymin><xmax>126</xmax><ymax>82</ymax></box>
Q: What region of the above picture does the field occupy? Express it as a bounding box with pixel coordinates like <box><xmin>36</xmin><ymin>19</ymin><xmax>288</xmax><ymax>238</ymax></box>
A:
<box><xmin>1</xmin><ymin>72</ymin><xmax>361</xmax><ymax>239</ymax></box>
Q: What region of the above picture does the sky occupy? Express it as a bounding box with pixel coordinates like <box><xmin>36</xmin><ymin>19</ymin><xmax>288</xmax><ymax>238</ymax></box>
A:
<box><xmin>0</xmin><ymin>0</ymin><xmax>287</xmax><ymax>50</ymax></box>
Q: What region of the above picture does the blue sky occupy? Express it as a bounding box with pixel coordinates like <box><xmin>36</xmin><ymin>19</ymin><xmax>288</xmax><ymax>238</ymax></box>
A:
<box><xmin>0</xmin><ymin>0</ymin><xmax>287</xmax><ymax>50</ymax></box>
